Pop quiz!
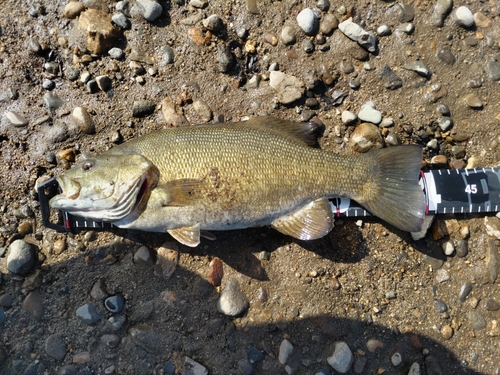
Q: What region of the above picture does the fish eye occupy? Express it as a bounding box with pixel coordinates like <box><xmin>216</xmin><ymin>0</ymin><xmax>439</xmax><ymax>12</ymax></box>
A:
<box><xmin>82</xmin><ymin>161</ymin><xmax>94</xmax><ymax>171</ymax></box>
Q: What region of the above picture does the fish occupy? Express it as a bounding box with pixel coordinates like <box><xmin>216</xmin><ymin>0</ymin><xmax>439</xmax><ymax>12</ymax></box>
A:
<box><xmin>49</xmin><ymin>117</ymin><xmax>426</xmax><ymax>247</ymax></box>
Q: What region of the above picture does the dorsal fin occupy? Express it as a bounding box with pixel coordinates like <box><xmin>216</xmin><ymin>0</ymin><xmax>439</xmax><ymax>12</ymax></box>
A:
<box><xmin>243</xmin><ymin>116</ymin><xmax>323</xmax><ymax>146</ymax></box>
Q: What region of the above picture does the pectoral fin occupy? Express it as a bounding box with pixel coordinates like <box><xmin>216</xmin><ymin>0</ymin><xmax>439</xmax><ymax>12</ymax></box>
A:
<box><xmin>271</xmin><ymin>198</ymin><xmax>334</xmax><ymax>240</ymax></box>
<box><xmin>157</xmin><ymin>179</ymin><xmax>205</xmax><ymax>206</ymax></box>
<box><xmin>168</xmin><ymin>224</ymin><xmax>201</xmax><ymax>247</ymax></box>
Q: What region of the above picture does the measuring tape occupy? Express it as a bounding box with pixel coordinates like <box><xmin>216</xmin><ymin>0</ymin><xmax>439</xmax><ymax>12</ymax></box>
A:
<box><xmin>38</xmin><ymin>167</ymin><xmax>500</xmax><ymax>233</ymax></box>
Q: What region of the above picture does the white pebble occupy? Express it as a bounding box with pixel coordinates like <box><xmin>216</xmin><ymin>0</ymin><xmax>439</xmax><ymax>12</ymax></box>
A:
<box><xmin>377</xmin><ymin>25</ymin><xmax>391</xmax><ymax>36</ymax></box>
<box><xmin>442</xmin><ymin>241</ymin><xmax>454</xmax><ymax>256</ymax></box>
<box><xmin>279</xmin><ymin>339</ymin><xmax>294</xmax><ymax>365</ymax></box>
<box><xmin>341</xmin><ymin>110</ymin><xmax>357</xmax><ymax>125</ymax></box>
<box><xmin>453</xmin><ymin>6</ymin><xmax>474</xmax><ymax>28</ymax></box>
<box><xmin>296</xmin><ymin>8</ymin><xmax>318</xmax><ymax>35</ymax></box>
<box><xmin>358</xmin><ymin>104</ymin><xmax>382</xmax><ymax>125</ymax></box>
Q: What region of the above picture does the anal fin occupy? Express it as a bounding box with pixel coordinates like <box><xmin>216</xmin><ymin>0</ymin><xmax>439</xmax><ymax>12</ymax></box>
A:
<box><xmin>271</xmin><ymin>198</ymin><xmax>334</xmax><ymax>240</ymax></box>
<box><xmin>168</xmin><ymin>224</ymin><xmax>201</xmax><ymax>247</ymax></box>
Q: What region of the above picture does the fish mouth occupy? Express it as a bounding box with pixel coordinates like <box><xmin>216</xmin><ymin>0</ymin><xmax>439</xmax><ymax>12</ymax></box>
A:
<box><xmin>50</xmin><ymin>175</ymin><xmax>150</xmax><ymax>222</ymax></box>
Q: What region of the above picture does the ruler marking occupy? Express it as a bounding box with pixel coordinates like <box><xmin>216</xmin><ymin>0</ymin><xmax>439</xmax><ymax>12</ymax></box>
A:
<box><xmin>474</xmin><ymin>168</ymin><xmax>477</xmax><ymax>173</ymax></box>
<box><xmin>496</xmin><ymin>205</ymin><xmax>498</xmax><ymax>211</ymax></box>
<box><xmin>478</xmin><ymin>206</ymin><xmax>481</xmax><ymax>213</ymax></box>
<box><xmin>470</xmin><ymin>204</ymin><xmax>473</xmax><ymax>212</ymax></box>
<box><xmin>461</xmin><ymin>206</ymin><xmax>464</xmax><ymax>213</ymax></box>
<box><xmin>452</xmin><ymin>207</ymin><xmax>455</xmax><ymax>214</ymax></box>
<box><xmin>465</xmin><ymin>169</ymin><xmax>469</xmax><ymax>176</ymax></box>
<box><xmin>491</xmin><ymin>167</ymin><xmax>495</xmax><ymax>173</ymax></box>
<box><xmin>483</xmin><ymin>168</ymin><xmax>486</xmax><ymax>173</ymax></box>
<box><xmin>438</xmin><ymin>170</ymin><xmax>442</xmax><ymax>175</ymax></box>
<box><xmin>443</xmin><ymin>207</ymin><xmax>446</xmax><ymax>214</ymax></box>
<box><xmin>447</xmin><ymin>169</ymin><xmax>450</xmax><ymax>175</ymax></box>
<box><xmin>456</xmin><ymin>169</ymin><xmax>459</xmax><ymax>174</ymax></box>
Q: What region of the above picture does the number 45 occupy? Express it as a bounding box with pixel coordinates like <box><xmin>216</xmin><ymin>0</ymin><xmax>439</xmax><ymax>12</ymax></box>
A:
<box><xmin>465</xmin><ymin>184</ymin><xmax>477</xmax><ymax>194</ymax></box>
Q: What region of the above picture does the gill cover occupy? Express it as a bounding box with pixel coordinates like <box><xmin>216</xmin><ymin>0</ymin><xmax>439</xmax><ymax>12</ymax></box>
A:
<box><xmin>49</xmin><ymin>153</ymin><xmax>159</xmax><ymax>221</ymax></box>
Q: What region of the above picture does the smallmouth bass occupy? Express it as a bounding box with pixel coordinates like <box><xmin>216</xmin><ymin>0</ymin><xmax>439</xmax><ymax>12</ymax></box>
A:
<box><xmin>49</xmin><ymin>117</ymin><xmax>425</xmax><ymax>246</ymax></box>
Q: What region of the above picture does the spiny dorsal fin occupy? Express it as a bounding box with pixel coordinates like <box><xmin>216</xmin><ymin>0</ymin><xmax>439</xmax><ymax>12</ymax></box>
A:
<box><xmin>243</xmin><ymin>116</ymin><xmax>322</xmax><ymax>146</ymax></box>
<box><xmin>271</xmin><ymin>197</ymin><xmax>334</xmax><ymax>240</ymax></box>
<box><xmin>168</xmin><ymin>224</ymin><xmax>201</xmax><ymax>247</ymax></box>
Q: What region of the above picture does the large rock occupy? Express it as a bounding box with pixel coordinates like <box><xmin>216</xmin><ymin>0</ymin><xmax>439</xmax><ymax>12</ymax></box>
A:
<box><xmin>78</xmin><ymin>9</ymin><xmax>121</xmax><ymax>55</ymax></box>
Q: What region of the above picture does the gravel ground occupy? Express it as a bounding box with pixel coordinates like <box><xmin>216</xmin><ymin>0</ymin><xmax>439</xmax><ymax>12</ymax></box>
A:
<box><xmin>1</xmin><ymin>0</ymin><xmax>500</xmax><ymax>374</ymax></box>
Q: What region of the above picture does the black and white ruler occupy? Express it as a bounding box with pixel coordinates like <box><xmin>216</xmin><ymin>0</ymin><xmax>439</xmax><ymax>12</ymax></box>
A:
<box><xmin>38</xmin><ymin>167</ymin><xmax>500</xmax><ymax>233</ymax></box>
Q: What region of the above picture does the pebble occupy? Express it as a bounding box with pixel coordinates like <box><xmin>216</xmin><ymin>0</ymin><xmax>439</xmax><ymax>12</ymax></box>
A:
<box><xmin>189</xmin><ymin>0</ymin><xmax>208</xmax><ymax>8</ymax></box>
<box><xmin>90</xmin><ymin>279</ymin><xmax>108</xmax><ymax>301</ymax></box>
<box><xmin>430</xmin><ymin>0</ymin><xmax>452</xmax><ymax>27</ymax></box>
<box><xmin>338</xmin><ymin>19</ymin><xmax>377</xmax><ymax>53</ymax></box>
<box><xmin>442</xmin><ymin>241</ymin><xmax>454</xmax><ymax>256</ymax></box>
<box><xmin>136</xmin><ymin>0</ymin><xmax>162</xmax><ymax>22</ymax></box>
<box><xmin>467</xmin><ymin>311</ymin><xmax>487</xmax><ymax>330</ymax></box>
<box><xmin>95</xmin><ymin>75</ymin><xmax>112</xmax><ymax>91</ymax></box>
<box><xmin>155</xmin><ymin>241</ymin><xmax>178</xmax><ymax>279</ymax></box>
<box><xmin>390</xmin><ymin>351</ymin><xmax>402</xmax><ymax>366</ymax></box>
<box><xmin>0</xmin><ymin>293</ymin><xmax>12</xmax><ymax>307</ymax></box>
<box><xmin>317</xmin><ymin>0</ymin><xmax>330</xmax><ymax>11</ymax></box>
<box><xmin>23</xmin><ymin>290</ymin><xmax>44</xmax><ymax>320</ymax></box>
<box><xmin>42</xmin><ymin>78</ymin><xmax>55</xmax><ymax>90</ymax></box>
<box><xmin>320</xmin><ymin>14</ymin><xmax>338</xmax><ymax>35</ymax></box>
<box><xmin>130</xmin><ymin>61</ymin><xmax>145</xmax><ymax>75</ymax></box>
<box><xmin>64</xmin><ymin>67</ymin><xmax>80</xmax><ymax>81</ymax></box>
<box><xmin>76</xmin><ymin>303</ymin><xmax>101</xmax><ymax>325</ymax></box>
<box><xmin>396</xmin><ymin>22</ymin><xmax>414</xmax><ymax>34</ymax></box>
<box><xmin>128</xmin><ymin>325</ymin><xmax>160</xmax><ymax>353</ymax></box>
<box><xmin>453</xmin><ymin>6</ymin><xmax>474</xmax><ymax>28</ymax></box>
<box><xmin>108</xmin><ymin>315</ymin><xmax>126</xmax><ymax>331</ymax></box>
<box><xmin>431</xmin><ymin>155</ymin><xmax>448</xmax><ymax>165</ymax></box>
<box><xmin>327</xmin><ymin>341</ymin><xmax>353</xmax><ymax>373</ymax></box>
<box><xmin>217</xmin><ymin>44</ymin><xmax>234</xmax><ymax>73</ymax></box>
<box><xmin>408</xmin><ymin>362</ymin><xmax>421</xmax><ymax>375</ymax></box>
<box><xmin>437</xmin><ymin>116</ymin><xmax>453</xmax><ymax>132</ymax></box>
<box><xmin>161</xmin><ymin>46</ymin><xmax>175</xmax><ymax>64</ymax></box>
<box><xmin>385</xmin><ymin>290</ymin><xmax>396</xmax><ymax>299</ymax></box>
<box><xmin>300</xmin><ymin>39</ymin><xmax>313</xmax><ymax>53</ymax></box>
<box><xmin>403</xmin><ymin>61</ymin><xmax>431</xmax><ymax>79</ymax></box>
<box><xmin>455</xmin><ymin>240</ymin><xmax>468</xmax><ymax>258</ymax></box>
<box><xmin>193</xmin><ymin>99</ymin><xmax>213</xmax><ymax>123</ymax></box>
<box><xmin>112</xmin><ymin>13</ymin><xmax>131</xmax><ymax>29</ymax></box>
<box><xmin>108</xmin><ymin>47</ymin><xmax>124</xmax><ymax>59</ymax></box>
<box><xmin>435</xmin><ymin>268</ymin><xmax>450</xmax><ymax>283</ymax></box>
<box><xmin>341</xmin><ymin>110</ymin><xmax>357</xmax><ymax>125</ymax></box>
<box><xmin>486</xmin><ymin>238</ymin><xmax>499</xmax><ymax>283</ymax></box>
<box><xmin>134</xmin><ymin>246</ymin><xmax>154</xmax><ymax>266</ymax></box>
<box><xmin>451</xmin><ymin>145</ymin><xmax>465</xmax><ymax>159</ymax></box>
<box><xmin>358</xmin><ymin>104</ymin><xmax>382</xmax><ymax>124</ymax></box>
<box><xmin>203</xmin><ymin>15</ymin><xmax>222</xmax><ymax>32</ymax></box>
<box><xmin>296</xmin><ymin>8</ymin><xmax>318</xmax><ymax>36</ymax></box>
<box><xmin>237</xmin><ymin>359</ymin><xmax>254</xmax><ymax>375</ymax></box>
<box><xmin>53</xmin><ymin>239</ymin><xmax>67</xmax><ymax>255</ymax></box>
<box><xmin>7</xmin><ymin>239</ymin><xmax>36</xmax><ymax>275</ymax></box>
<box><xmin>279</xmin><ymin>339</ymin><xmax>293</xmax><ymax>365</ymax></box>
<box><xmin>45</xmin><ymin>334</ymin><xmax>66</xmax><ymax>360</ymax></box>
<box><xmin>78</xmin><ymin>9</ymin><xmax>121</xmax><ymax>55</ymax></box>
<box><xmin>247</xmin><ymin>346</ymin><xmax>265</xmax><ymax>364</ymax></box>
<box><xmin>426</xmin><ymin>139</ymin><xmax>438</xmax><ymax>149</ymax></box>
<box><xmin>378</xmin><ymin>65</ymin><xmax>402</xmax><ymax>90</ymax></box>
<box><xmin>463</xmin><ymin>93</ymin><xmax>483</xmax><ymax>109</ymax></box>
<box><xmin>184</xmin><ymin>356</ymin><xmax>208</xmax><ymax>375</ymax></box>
<box><xmin>436</xmin><ymin>299</ymin><xmax>448</xmax><ymax>313</ymax></box>
<box><xmin>161</xmin><ymin>97</ymin><xmax>188</xmax><ymax>126</ymax></box>
<box><xmin>377</xmin><ymin>25</ymin><xmax>391</xmax><ymax>36</ymax></box>
<box><xmin>474</xmin><ymin>12</ymin><xmax>492</xmax><ymax>28</ymax></box>
<box><xmin>459</xmin><ymin>282</ymin><xmax>473</xmax><ymax>302</ymax></box>
<box><xmin>132</xmin><ymin>100</ymin><xmax>156</xmax><ymax>117</ymax></box>
<box><xmin>217</xmin><ymin>278</ymin><xmax>249</xmax><ymax>316</ymax></box>
<box><xmin>72</xmin><ymin>107</ymin><xmax>95</xmax><ymax>134</ymax></box>
<box><xmin>64</xmin><ymin>2</ymin><xmax>85</xmax><ymax>19</ymax></box>
<box><xmin>485</xmin><ymin>299</ymin><xmax>500</xmax><ymax>311</ymax></box>
<box><xmin>350</xmin><ymin>123</ymin><xmax>383</xmax><ymax>153</ymax></box>
<box><xmin>101</xmin><ymin>334</ymin><xmax>120</xmax><ymax>348</ymax></box>
<box><xmin>441</xmin><ymin>325</ymin><xmax>453</xmax><ymax>340</ymax></box>
<box><xmin>105</xmin><ymin>295</ymin><xmax>125</xmax><ymax>313</ymax></box>
<box><xmin>5</xmin><ymin>111</ymin><xmax>28</xmax><ymax>127</ymax></box>
<box><xmin>59</xmin><ymin>365</ymin><xmax>78</xmax><ymax>375</ymax></box>
<box><xmin>486</xmin><ymin>59</ymin><xmax>500</xmax><ymax>81</ymax></box>
<box><xmin>436</xmin><ymin>47</ymin><xmax>455</xmax><ymax>65</ymax></box>
<box><xmin>43</xmin><ymin>92</ymin><xmax>65</xmax><ymax>111</ymax></box>
<box><xmin>269</xmin><ymin>71</ymin><xmax>305</xmax><ymax>104</ymax></box>
<box><xmin>280</xmin><ymin>25</ymin><xmax>296</xmax><ymax>45</ymax></box>
<box><xmin>207</xmin><ymin>257</ymin><xmax>223</xmax><ymax>286</ymax></box>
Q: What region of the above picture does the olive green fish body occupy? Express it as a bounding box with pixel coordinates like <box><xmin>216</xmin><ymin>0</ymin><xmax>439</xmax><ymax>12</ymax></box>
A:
<box><xmin>50</xmin><ymin>118</ymin><xmax>425</xmax><ymax>246</ymax></box>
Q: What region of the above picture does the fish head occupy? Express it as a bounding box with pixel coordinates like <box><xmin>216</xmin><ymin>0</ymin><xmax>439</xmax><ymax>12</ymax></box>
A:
<box><xmin>49</xmin><ymin>153</ymin><xmax>159</xmax><ymax>221</ymax></box>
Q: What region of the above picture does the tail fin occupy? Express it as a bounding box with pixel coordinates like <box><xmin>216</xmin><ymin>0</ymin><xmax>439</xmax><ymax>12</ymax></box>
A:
<box><xmin>361</xmin><ymin>145</ymin><xmax>425</xmax><ymax>232</ymax></box>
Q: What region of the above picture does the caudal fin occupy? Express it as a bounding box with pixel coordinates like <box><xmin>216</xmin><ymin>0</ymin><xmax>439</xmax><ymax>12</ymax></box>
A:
<box><xmin>361</xmin><ymin>145</ymin><xmax>425</xmax><ymax>232</ymax></box>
